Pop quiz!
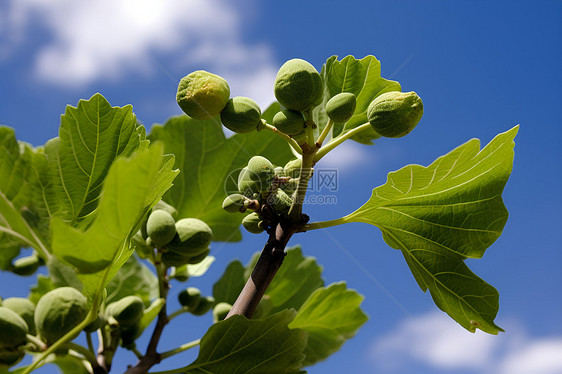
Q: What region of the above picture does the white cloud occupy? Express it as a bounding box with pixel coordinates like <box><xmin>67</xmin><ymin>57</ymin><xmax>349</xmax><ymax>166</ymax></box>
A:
<box><xmin>371</xmin><ymin>311</ymin><xmax>562</xmax><ymax>374</ymax></box>
<box><xmin>1</xmin><ymin>0</ymin><xmax>277</xmax><ymax>106</ymax></box>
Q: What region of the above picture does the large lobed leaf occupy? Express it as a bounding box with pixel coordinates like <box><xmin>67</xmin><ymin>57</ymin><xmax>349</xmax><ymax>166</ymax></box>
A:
<box><xmin>315</xmin><ymin>55</ymin><xmax>401</xmax><ymax>144</ymax></box>
<box><xmin>52</xmin><ymin>143</ymin><xmax>177</xmax><ymax>297</ymax></box>
<box><xmin>48</xmin><ymin>93</ymin><xmax>144</xmax><ymax>224</ymax></box>
<box><xmin>148</xmin><ymin>107</ymin><xmax>295</xmax><ymax>242</ymax></box>
<box><xmin>181</xmin><ymin>310</ymin><xmax>307</xmax><ymax>374</ymax></box>
<box><xmin>346</xmin><ymin>126</ymin><xmax>519</xmax><ymax>333</ymax></box>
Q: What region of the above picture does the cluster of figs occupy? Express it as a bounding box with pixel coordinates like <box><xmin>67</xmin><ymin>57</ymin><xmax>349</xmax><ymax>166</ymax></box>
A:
<box><xmin>0</xmin><ymin>288</ymin><xmax>150</xmax><ymax>366</ymax></box>
<box><xmin>132</xmin><ymin>200</ymin><xmax>213</xmax><ymax>269</ymax></box>
<box><xmin>176</xmin><ymin>57</ymin><xmax>423</xmax><ymax>140</ymax></box>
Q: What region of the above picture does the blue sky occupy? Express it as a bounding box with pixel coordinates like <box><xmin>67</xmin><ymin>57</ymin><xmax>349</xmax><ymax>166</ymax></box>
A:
<box><xmin>1</xmin><ymin>1</ymin><xmax>561</xmax><ymax>373</ymax></box>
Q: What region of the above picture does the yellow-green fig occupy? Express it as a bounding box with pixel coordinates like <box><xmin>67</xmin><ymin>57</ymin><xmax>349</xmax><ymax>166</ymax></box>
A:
<box><xmin>177</xmin><ymin>70</ymin><xmax>230</xmax><ymax>120</ymax></box>
<box><xmin>367</xmin><ymin>91</ymin><xmax>423</xmax><ymax>138</ymax></box>
<box><xmin>274</xmin><ymin>59</ymin><xmax>323</xmax><ymax>112</ymax></box>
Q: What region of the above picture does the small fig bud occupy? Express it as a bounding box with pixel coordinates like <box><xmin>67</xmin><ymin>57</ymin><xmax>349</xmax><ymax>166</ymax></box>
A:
<box><xmin>170</xmin><ymin>265</ymin><xmax>189</xmax><ymax>282</ymax></box>
<box><xmin>268</xmin><ymin>189</ymin><xmax>292</xmax><ymax>214</ymax></box>
<box><xmin>220</xmin><ymin>97</ymin><xmax>262</xmax><ymax>133</ymax></box>
<box><xmin>272</xmin><ymin>109</ymin><xmax>306</xmax><ymax>135</ymax></box>
<box><xmin>274</xmin><ymin>59</ymin><xmax>323</xmax><ymax>112</ymax></box>
<box><xmin>35</xmin><ymin>287</ymin><xmax>88</xmax><ymax>345</ymax></box>
<box><xmin>222</xmin><ymin>194</ymin><xmax>247</xmax><ymax>213</ymax></box>
<box><xmin>152</xmin><ymin>200</ymin><xmax>178</xmax><ymax>219</ymax></box>
<box><xmin>178</xmin><ymin>287</ymin><xmax>201</xmax><ymax>309</ymax></box>
<box><xmin>177</xmin><ymin>70</ymin><xmax>230</xmax><ymax>120</ymax></box>
<box><xmin>367</xmin><ymin>91</ymin><xmax>423</xmax><ymax>138</ymax></box>
<box><xmin>237</xmin><ymin>157</ymin><xmax>275</xmax><ymax>196</ymax></box>
<box><xmin>213</xmin><ymin>302</ymin><xmax>232</xmax><ymax>323</ymax></box>
<box><xmin>274</xmin><ymin>166</ymin><xmax>285</xmax><ymax>178</ymax></box>
<box><xmin>242</xmin><ymin>212</ymin><xmax>264</xmax><ymax>234</ymax></box>
<box><xmin>326</xmin><ymin>92</ymin><xmax>356</xmax><ymax>123</ymax></box>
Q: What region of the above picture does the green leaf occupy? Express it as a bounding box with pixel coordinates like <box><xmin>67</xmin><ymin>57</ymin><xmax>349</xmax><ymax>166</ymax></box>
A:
<box><xmin>105</xmin><ymin>255</ymin><xmax>158</xmax><ymax>305</ymax></box>
<box><xmin>45</xmin><ymin>353</ymin><xmax>90</xmax><ymax>374</ymax></box>
<box><xmin>48</xmin><ymin>93</ymin><xmax>144</xmax><ymax>225</ymax></box>
<box><xmin>28</xmin><ymin>274</ymin><xmax>55</xmax><ymax>304</ymax></box>
<box><xmin>52</xmin><ymin>143</ymin><xmax>177</xmax><ymax>297</ymax></box>
<box><xmin>186</xmin><ymin>256</ymin><xmax>215</xmax><ymax>277</ymax></box>
<box><xmin>316</xmin><ymin>55</ymin><xmax>401</xmax><ymax>144</ymax></box>
<box><xmin>0</xmin><ymin>127</ymin><xmax>49</xmax><ymax>262</ymax></box>
<box><xmin>213</xmin><ymin>260</ymin><xmax>246</xmax><ymax>305</ymax></box>
<box><xmin>148</xmin><ymin>109</ymin><xmax>294</xmax><ymax>242</ymax></box>
<box><xmin>289</xmin><ymin>282</ymin><xmax>368</xmax><ymax>366</ymax></box>
<box><xmin>346</xmin><ymin>126</ymin><xmax>518</xmax><ymax>333</ymax></box>
<box><xmin>181</xmin><ymin>310</ymin><xmax>307</xmax><ymax>374</ymax></box>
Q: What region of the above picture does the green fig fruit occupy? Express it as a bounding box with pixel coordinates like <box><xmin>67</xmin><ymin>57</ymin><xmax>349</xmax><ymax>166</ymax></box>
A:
<box><xmin>326</xmin><ymin>92</ymin><xmax>357</xmax><ymax>123</ymax></box>
<box><xmin>242</xmin><ymin>212</ymin><xmax>264</xmax><ymax>234</ymax></box>
<box><xmin>367</xmin><ymin>91</ymin><xmax>423</xmax><ymax>138</ymax></box>
<box><xmin>272</xmin><ymin>109</ymin><xmax>306</xmax><ymax>135</ymax></box>
<box><xmin>146</xmin><ymin>210</ymin><xmax>176</xmax><ymax>247</ymax></box>
<box><xmin>177</xmin><ymin>70</ymin><xmax>230</xmax><ymax>120</ymax></box>
<box><xmin>2</xmin><ymin>298</ymin><xmax>35</xmax><ymax>335</ymax></box>
<box><xmin>274</xmin><ymin>59</ymin><xmax>323</xmax><ymax>112</ymax></box>
<box><xmin>220</xmin><ymin>97</ymin><xmax>262</xmax><ymax>133</ymax></box>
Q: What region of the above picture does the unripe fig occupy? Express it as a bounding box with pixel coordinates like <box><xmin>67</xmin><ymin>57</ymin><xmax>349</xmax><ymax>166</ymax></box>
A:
<box><xmin>35</xmin><ymin>287</ymin><xmax>88</xmax><ymax>345</ymax></box>
<box><xmin>220</xmin><ymin>97</ymin><xmax>262</xmax><ymax>134</ymax></box>
<box><xmin>367</xmin><ymin>91</ymin><xmax>423</xmax><ymax>138</ymax></box>
<box><xmin>274</xmin><ymin>59</ymin><xmax>323</xmax><ymax>111</ymax></box>
<box><xmin>187</xmin><ymin>248</ymin><xmax>210</xmax><ymax>264</ymax></box>
<box><xmin>268</xmin><ymin>189</ymin><xmax>292</xmax><ymax>214</ymax></box>
<box><xmin>11</xmin><ymin>255</ymin><xmax>40</xmax><ymax>276</ymax></box>
<box><xmin>120</xmin><ymin>322</ymin><xmax>141</xmax><ymax>348</ymax></box>
<box><xmin>0</xmin><ymin>307</ymin><xmax>28</xmax><ymax>349</ymax></box>
<box><xmin>178</xmin><ymin>287</ymin><xmax>201</xmax><ymax>309</ymax></box>
<box><xmin>238</xmin><ymin>157</ymin><xmax>275</xmax><ymax>196</ymax></box>
<box><xmin>191</xmin><ymin>296</ymin><xmax>215</xmax><ymax>316</ymax></box>
<box><xmin>326</xmin><ymin>92</ymin><xmax>357</xmax><ymax>123</ymax></box>
<box><xmin>222</xmin><ymin>194</ymin><xmax>247</xmax><ymax>213</ymax></box>
<box><xmin>272</xmin><ymin>109</ymin><xmax>306</xmax><ymax>135</ymax></box>
<box><xmin>291</xmin><ymin>130</ymin><xmax>307</xmax><ymax>145</ymax></box>
<box><xmin>84</xmin><ymin>315</ymin><xmax>103</xmax><ymax>333</ymax></box>
<box><xmin>0</xmin><ymin>346</ymin><xmax>25</xmax><ymax>367</ymax></box>
<box><xmin>146</xmin><ymin>210</ymin><xmax>176</xmax><ymax>247</ymax></box>
<box><xmin>132</xmin><ymin>231</ymin><xmax>153</xmax><ymax>259</ymax></box>
<box><xmin>283</xmin><ymin>159</ymin><xmax>302</xmax><ymax>179</ymax></box>
<box><xmin>161</xmin><ymin>250</ymin><xmax>192</xmax><ymax>268</ymax></box>
<box><xmin>167</xmin><ymin>218</ymin><xmax>213</xmax><ymax>257</ymax></box>
<box><xmin>177</xmin><ymin>70</ymin><xmax>230</xmax><ymax>120</ymax></box>
<box><xmin>2</xmin><ymin>298</ymin><xmax>35</xmax><ymax>335</ymax></box>
<box><xmin>242</xmin><ymin>212</ymin><xmax>264</xmax><ymax>234</ymax></box>
<box><xmin>213</xmin><ymin>302</ymin><xmax>232</xmax><ymax>323</ymax></box>
<box><xmin>274</xmin><ymin>166</ymin><xmax>285</xmax><ymax>178</ymax></box>
<box><xmin>152</xmin><ymin>200</ymin><xmax>178</xmax><ymax>219</ymax></box>
<box><xmin>170</xmin><ymin>265</ymin><xmax>189</xmax><ymax>282</ymax></box>
<box><xmin>105</xmin><ymin>296</ymin><xmax>144</xmax><ymax>328</ymax></box>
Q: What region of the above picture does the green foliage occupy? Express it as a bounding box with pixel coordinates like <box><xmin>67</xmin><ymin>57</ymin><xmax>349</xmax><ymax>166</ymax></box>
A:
<box><xmin>180</xmin><ymin>311</ymin><xmax>307</xmax><ymax>374</ymax></box>
<box><xmin>289</xmin><ymin>283</ymin><xmax>368</xmax><ymax>365</ymax></box>
<box><xmin>346</xmin><ymin>126</ymin><xmax>518</xmax><ymax>333</ymax></box>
